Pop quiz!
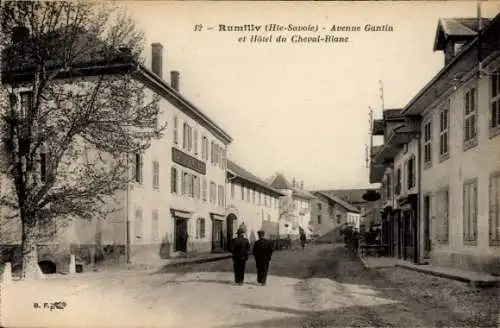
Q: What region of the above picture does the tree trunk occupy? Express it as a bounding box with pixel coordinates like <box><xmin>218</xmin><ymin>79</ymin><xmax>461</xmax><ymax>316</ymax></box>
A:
<box><xmin>21</xmin><ymin>222</ymin><xmax>42</xmax><ymax>280</ymax></box>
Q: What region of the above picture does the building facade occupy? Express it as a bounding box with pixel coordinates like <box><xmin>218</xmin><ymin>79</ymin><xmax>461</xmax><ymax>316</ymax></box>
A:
<box><xmin>269</xmin><ymin>174</ymin><xmax>316</xmax><ymax>238</ymax></box>
<box><xmin>226</xmin><ymin>160</ymin><xmax>284</xmax><ymax>247</ymax></box>
<box><xmin>369</xmin><ymin>14</ymin><xmax>500</xmax><ymax>274</ymax></box>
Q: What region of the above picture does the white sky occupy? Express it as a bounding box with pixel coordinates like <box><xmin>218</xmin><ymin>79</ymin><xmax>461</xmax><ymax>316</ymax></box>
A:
<box><xmin>122</xmin><ymin>0</ymin><xmax>500</xmax><ymax>190</ymax></box>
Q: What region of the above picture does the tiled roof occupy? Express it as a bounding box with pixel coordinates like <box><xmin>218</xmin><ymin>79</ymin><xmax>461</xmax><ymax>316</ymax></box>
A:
<box><xmin>314</xmin><ymin>188</ymin><xmax>374</xmax><ymax>204</ymax></box>
<box><xmin>270</xmin><ymin>173</ymin><xmax>292</xmax><ymax>190</ymax></box>
<box><xmin>227</xmin><ymin>160</ymin><xmax>285</xmax><ymax>196</ymax></box>
<box><xmin>434</xmin><ymin>17</ymin><xmax>492</xmax><ymax>51</ymax></box>
<box><xmin>314</xmin><ymin>192</ymin><xmax>360</xmax><ymax>213</ymax></box>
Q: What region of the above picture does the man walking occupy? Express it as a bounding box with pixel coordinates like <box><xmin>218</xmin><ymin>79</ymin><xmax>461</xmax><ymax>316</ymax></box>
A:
<box><xmin>253</xmin><ymin>230</ymin><xmax>274</xmax><ymax>286</ymax></box>
<box><xmin>231</xmin><ymin>228</ymin><xmax>250</xmax><ymax>285</ymax></box>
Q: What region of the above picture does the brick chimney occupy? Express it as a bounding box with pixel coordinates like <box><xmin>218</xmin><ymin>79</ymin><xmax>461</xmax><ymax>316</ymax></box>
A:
<box><xmin>171</xmin><ymin>71</ymin><xmax>180</xmax><ymax>91</ymax></box>
<box><xmin>151</xmin><ymin>43</ymin><xmax>163</xmax><ymax>78</ymax></box>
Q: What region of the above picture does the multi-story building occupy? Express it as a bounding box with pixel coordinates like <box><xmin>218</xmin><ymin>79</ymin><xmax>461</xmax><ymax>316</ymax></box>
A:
<box><xmin>402</xmin><ymin>15</ymin><xmax>500</xmax><ymax>273</ymax></box>
<box><xmin>0</xmin><ymin>29</ymin><xmax>232</xmax><ymax>271</ymax></box>
<box><xmin>225</xmin><ymin>160</ymin><xmax>285</xmax><ymax>248</ymax></box>
<box><xmin>371</xmin><ymin>109</ymin><xmax>420</xmax><ymax>261</ymax></box>
<box><xmin>269</xmin><ymin>174</ymin><xmax>316</xmax><ymax>239</ymax></box>
<box><xmin>369</xmin><ymin>14</ymin><xmax>500</xmax><ymax>274</ymax></box>
<box><xmin>310</xmin><ymin>191</ymin><xmax>361</xmax><ymax>242</ymax></box>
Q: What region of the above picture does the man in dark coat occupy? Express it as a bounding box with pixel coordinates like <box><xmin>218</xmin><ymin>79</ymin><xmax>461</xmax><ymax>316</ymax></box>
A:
<box><xmin>253</xmin><ymin>230</ymin><xmax>274</xmax><ymax>286</ymax></box>
<box><xmin>231</xmin><ymin>228</ymin><xmax>250</xmax><ymax>285</ymax></box>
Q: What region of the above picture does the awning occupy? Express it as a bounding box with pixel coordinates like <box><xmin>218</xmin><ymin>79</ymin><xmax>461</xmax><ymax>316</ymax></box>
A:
<box><xmin>170</xmin><ymin>209</ymin><xmax>192</xmax><ymax>219</ymax></box>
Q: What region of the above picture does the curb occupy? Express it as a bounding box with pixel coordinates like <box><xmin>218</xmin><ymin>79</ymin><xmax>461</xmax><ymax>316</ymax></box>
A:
<box><xmin>395</xmin><ymin>263</ymin><xmax>500</xmax><ymax>288</ymax></box>
<box><xmin>161</xmin><ymin>254</ymin><xmax>232</xmax><ymax>269</ymax></box>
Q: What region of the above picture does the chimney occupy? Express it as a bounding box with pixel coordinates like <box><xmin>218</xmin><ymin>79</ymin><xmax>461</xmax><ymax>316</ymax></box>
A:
<box><xmin>151</xmin><ymin>43</ymin><xmax>163</xmax><ymax>78</ymax></box>
<box><xmin>292</xmin><ymin>177</ymin><xmax>296</xmax><ymax>187</ymax></box>
<box><xmin>300</xmin><ymin>180</ymin><xmax>304</xmax><ymax>190</ymax></box>
<box><xmin>12</xmin><ymin>26</ymin><xmax>30</xmax><ymax>43</ymax></box>
<box><xmin>171</xmin><ymin>70</ymin><xmax>180</xmax><ymax>91</ymax></box>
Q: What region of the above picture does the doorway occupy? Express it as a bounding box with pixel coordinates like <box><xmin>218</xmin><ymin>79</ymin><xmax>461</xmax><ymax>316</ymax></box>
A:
<box><xmin>423</xmin><ymin>194</ymin><xmax>431</xmax><ymax>258</ymax></box>
<box><xmin>226</xmin><ymin>214</ymin><xmax>236</xmax><ymax>252</ymax></box>
<box><xmin>212</xmin><ymin>219</ymin><xmax>224</xmax><ymax>252</ymax></box>
<box><xmin>174</xmin><ymin>218</ymin><xmax>188</xmax><ymax>252</ymax></box>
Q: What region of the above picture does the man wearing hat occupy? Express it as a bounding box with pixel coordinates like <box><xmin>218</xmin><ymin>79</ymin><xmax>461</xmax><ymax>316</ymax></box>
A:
<box><xmin>231</xmin><ymin>228</ymin><xmax>250</xmax><ymax>285</ymax></box>
<box><xmin>252</xmin><ymin>230</ymin><xmax>274</xmax><ymax>286</ymax></box>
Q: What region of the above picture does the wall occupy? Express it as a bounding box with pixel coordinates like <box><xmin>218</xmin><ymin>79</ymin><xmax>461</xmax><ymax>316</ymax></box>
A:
<box><xmin>226</xmin><ymin>180</ymin><xmax>281</xmax><ymax>244</ymax></box>
<box><xmin>310</xmin><ymin>195</ymin><xmax>334</xmax><ymax>237</ymax></box>
<box><xmin>420</xmin><ymin>59</ymin><xmax>500</xmax><ymax>273</ymax></box>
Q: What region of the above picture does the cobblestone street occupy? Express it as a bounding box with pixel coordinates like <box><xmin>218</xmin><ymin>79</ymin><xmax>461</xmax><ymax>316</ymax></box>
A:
<box><xmin>2</xmin><ymin>244</ymin><xmax>498</xmax><ymax>327</ymax></box>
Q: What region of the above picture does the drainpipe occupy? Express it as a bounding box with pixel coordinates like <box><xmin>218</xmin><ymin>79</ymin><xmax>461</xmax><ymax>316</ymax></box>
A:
<box><xmin>415</xmin><ymin>131</ymin><xmax>422</xmax><ymax>264</ymax></box>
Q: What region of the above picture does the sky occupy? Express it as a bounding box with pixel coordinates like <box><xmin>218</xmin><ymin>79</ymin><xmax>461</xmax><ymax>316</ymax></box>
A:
<box><xmin>123</xmin><ymin>0</ymin><xmax>500</xmax><ymax>191</ymax></box>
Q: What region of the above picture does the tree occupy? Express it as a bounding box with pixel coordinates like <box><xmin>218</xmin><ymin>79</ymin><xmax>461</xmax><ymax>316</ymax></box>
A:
<box><xmin>0</xmin><ymin>1</ymin><xmax>163</xmax><ymax>279</ymax></box>
<box><xmin>278</xmin><ymin>195</ymin><xmax>299</xmax><ymax>235</ymax></box>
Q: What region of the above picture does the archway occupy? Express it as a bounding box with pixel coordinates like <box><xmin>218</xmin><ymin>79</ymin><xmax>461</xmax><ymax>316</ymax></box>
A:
<box><xmin>38</xmin><ymin>260</ymin><xmax>57</xmax><ymax>274</ymax></box>
<box><xmin>226</xmin><ymin>213</ymin><xmax>237</xmax><ymax>251</ymax></box>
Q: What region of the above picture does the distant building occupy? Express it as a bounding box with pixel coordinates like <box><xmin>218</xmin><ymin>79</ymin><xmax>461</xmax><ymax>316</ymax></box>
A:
<box><xmin>309</xmin><ymin>191</ymin><xmax>361</xmax><ymax>242</ymax></box>
<box><xmin>269</xmin><ymin>173</ymin><xmax>316</xmax><ymax>238</ymax></box>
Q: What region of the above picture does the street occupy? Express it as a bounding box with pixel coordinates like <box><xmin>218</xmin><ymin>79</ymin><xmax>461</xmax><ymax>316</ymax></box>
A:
<box><xmin>2</xmin><ymin>244</ymin><xmax>498</xmax><ymax>328</ymax></box>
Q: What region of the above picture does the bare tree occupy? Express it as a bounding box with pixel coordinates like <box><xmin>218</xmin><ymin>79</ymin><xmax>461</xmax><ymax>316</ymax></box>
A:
<box><xmin>0</xmin><ymin>1</ymin><xmax>163</xmax><ymax>279</ymax></box>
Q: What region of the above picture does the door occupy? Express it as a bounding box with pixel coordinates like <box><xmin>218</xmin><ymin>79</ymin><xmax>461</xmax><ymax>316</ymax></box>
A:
<box><xmin>423</xmin><ymin>195</ymin><xmax>431</xmax><ymax>258</ymax></box>
<box><xmin>226</xmin><ymin>215</ymin><xmax>235</xmax><ymax>252</ymax></box>
<box><xmin>212</xmin><ymin>220</ymin><xmax>224</xmax><ymax>252</ymax></box>
<box><xmin>174</xmin><ymin>218</ymin><xmax>188</xmax><ymax>252</ymax></box>
<box><xmin>403</xmin><ymin>210</ymin><xmax>414</xmax><ymax>260</ymax></box>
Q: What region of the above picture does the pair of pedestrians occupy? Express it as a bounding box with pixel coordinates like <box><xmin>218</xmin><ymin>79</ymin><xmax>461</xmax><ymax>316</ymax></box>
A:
<box><xmin>231</xmin><ymin>229</ymin><xmax>273</xmax><ymax>286</ymax></box>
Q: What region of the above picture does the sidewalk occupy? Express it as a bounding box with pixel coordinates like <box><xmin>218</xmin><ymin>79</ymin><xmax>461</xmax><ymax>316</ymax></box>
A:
<box><xmin>359</xmin><ymin>256</ymin><xmax>500</xmax><ymax>288</ymax></box>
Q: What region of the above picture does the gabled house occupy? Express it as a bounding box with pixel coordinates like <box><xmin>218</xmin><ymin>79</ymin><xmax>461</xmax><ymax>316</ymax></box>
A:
<box><xmin>309</xmin><ymin>191</ymin><xmax>361</xmax><ymax>242</ymax></box>
<box><xmin>269</xmin><ymin>173</ymin><xmax>316</xmax><ymax>238</ymax></box>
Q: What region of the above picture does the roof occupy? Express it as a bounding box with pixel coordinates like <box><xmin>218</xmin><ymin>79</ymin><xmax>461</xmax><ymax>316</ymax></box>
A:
<box><xmin>313</xmin><ymin>191</ymin><xmax>360</xmax><ymax>213</ymax></box>
<box><xmin>270</xmin><ymin>173</ymin><xmax>292</xmax><ymax>190</ymax></box>
<box><xmin>227</xmin><ymin>160</ymin><xmax>285</xmax><ymax>196</ymax></box>
<box><xmin>314</xmin><ymin>188</ymin><xmax>374</xmax><ymax>204</ymax></box>
<box><xmin>291</xmin><ymin>187</ymin><xmax>316</xmax><ymax>200</ymax></box>
<box><xmin>434</xmin><ymin>17</ymin><xmax>492</xmax><ymax>51</ymax></box>
<box><xmin>382</xmin><ymin>109</ymin><xmax>404</xmax><ymax>120</ymax></box>
<box><xmin>2</xmin><ymin>26</ymin><xmax>233</xmax><ymax>144</ymax></box>
<box><xmin>404</xmin><ymin>13</ymin><xmax>500</xmax><ymax>116</ymax></box>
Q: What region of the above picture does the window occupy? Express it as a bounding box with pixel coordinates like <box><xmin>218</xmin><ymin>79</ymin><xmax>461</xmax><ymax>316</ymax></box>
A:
<box><xmin>201</xmin><ymin>136</ymin><xmax>208</xmax><ymax>160</ymax></box>
<box><xmin>40</xmin><ymin>153</ymin><xmax>47</xmax><ymax>182</ymax></box>
<box><xmin>491</xmin><ymin>69</ymin><xmax>500</xmax><ymax>135</ymax></box>
<box><xmin>171</xmin><ymin>167</ymin><xmax>178</xmax><ymax>193</ymax></box>
<box><xmin>151</xmin><ymin>209</ymin><xmax>159</xmax><ymax>241</ymax></box>
<box><xmin>423</xmin><ymin>121</ymin><xmax>432</xmax><ymax>166</ymax></box>
<box><xmin>173</xmin><ymin>116</ymin><xmax>178</xmax><ymax>145</ymax></box>
<box><xmin>183</xmin><ymin>123</ymin><xmax>192</xmax><ymax>151</ymax></box>
<box><xmin>231</xmin><ymin>183</ymin><xmax>235</xmax><ymax>198</ymax></box>
<box><xmin>336</xmin><ymin>214</ymin><xmax>341</xmax><ymax>224</ymax></box>
<box><xmin>189</xmin><ymin>174</ymin><xmax>195</xmax><ymax>197</ymax></box>
<box><xmin>395</xmin><ymin>167</ymin><xmax>401</xmax><ymax>195</ymax></box>
<box><xmin>317</xmin><ymin>215</ymin><xmax>322</xmax><ymax>224</ymax></box>
<box><xmin>134</xmin><ymin>153</ymin><xmax>143</xmax><ymax>183</ymax></box>
<box><xmin>202</xmin><ymin>178</ymin><xmax>207</xmax><ymax>201</ymax></box>
<box><xmin>182</xmin><ymin>172</ymin><xmax>188</xmax><ymax>195</ymax></box>
<box><xmin>252</xmin><ymin>189</ymin><xmax>255</xmax><ymax>203</ymax></box>
<box><xmin>221</xmin><ymin>148</ymin><xmax>226</xmax><ymax>168</ymax></box>
<box><xmin>241</xmin><ymin>185</ymin><xmax>245</xmax><ymax>200</ymax></box>
<box><xmin>135</xmin><ymin>207</ymin><xmax>143</xmax><ymax>239</ymax></box>
<box><xmin>196</xmin><ymin>218</ymin><xmax>206</xmax><ymax>239</ymax></box>
<box><xmin>439</xmin><ymin>105</ymin><xmax>450</xmax><ymax>158</ymax></box>
<box><xmin>258</xmin><ymin>192</ymin><xmax>262</xmax><ymax>205</ymax></box>
<box><xmin>210</xmin><ymin>182</ymin><xmax>216</xmax><ymax>203</ymax></box>
<box><xmin>218</xmin><ymin>185</ymin><xmax>225</xmax><ymax>206</ymax></box>
<box><xmin>385</xmin><ymin>174</ymin><xmax>392</xmax><ymax>199</ymax></box>
<box><xmin>194</xmin><ymin>129</ymin><xmax>199</xmax><ymax>155</ymax></box>
<box><xmin>194</xmin><ymin>175</ymin><xmax>200</xmax><ymax>199</ymax></box>
<box><xmin>19</xmin><ymin>91</ymin><xmax>33</xmax><ymax>119</ymax></box>
<box><xmin>490</xmin><ymin>172</ymin><xmax>500</xmax><ymax>245</ymax></box>
<box><xmin>247</xmin><ymin>187</ymin><xmax>250</xmax><ymax>202</ymax></box>
<box><xmin>463</xmin><ymin>179</ymin><xmax>478</xmax><ymax>245</ymax></box>
<box><xmin>408</xmin><ymin>155</ymin><xmax>415</xmax><ymax>189</ymax></box>
<box><xmin>318</xmin><ymin>203</ymin><xmax>322</xmax><ymax>211</ymax></box>
<box><xmin>464</xmin><ymin>87</ymin><xmax>477</xmax><ymax>147</ymax></box>
<box><xmin>210</xmin><ymin>141</ymin><xmax>215</xmax><ymax>163</ymax></box>
<box><xmin>435</xmin><ymin>188</ymin><xmax>449</xmax><ymax>244</ymax></box>
<box><xmin>152</xmin><ymin>161</ymin><xmax>159</xmax><ymax>189</ymax></box>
